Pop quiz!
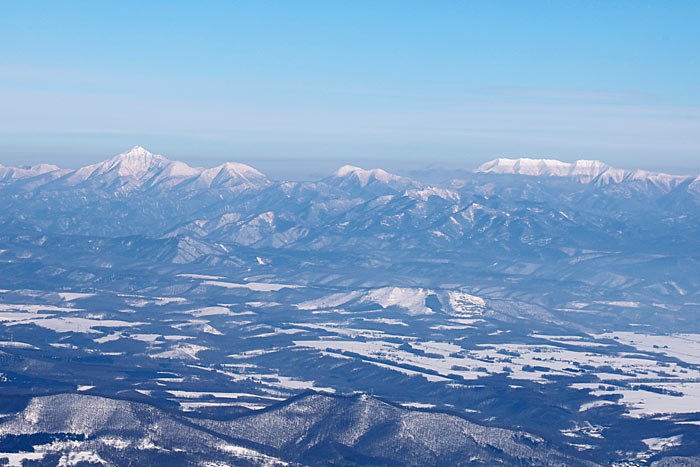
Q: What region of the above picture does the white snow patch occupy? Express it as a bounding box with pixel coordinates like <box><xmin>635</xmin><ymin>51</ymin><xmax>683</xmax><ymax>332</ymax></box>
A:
<box><xmin>177</xmin><ymin>273</ymin><xmax>225</xmax><ymax>280</ymax></box>
<box><xmin>296</xmin><ymin>291</ymin><xmax>363</xmax><ymax>310</ymax></box>
<box><xmin>0</xmin><ymin>341</ymin><xmax>37</xmax><ymax>349</ymax></box>
<box><xmin>58</xmin><ymin>292</ymin><xmax>96</xmax><ymax>301</ymax></box>
<box><xmin>189</xmin><ymin>306</ymin><xmax>232</xmax><ymax>317</ymax></box>
<box><xmin>0</xmin><ymin>453</ymin><xmax>46</xmax><ymax>466</ymax></box>
<box><xmin>642</xmin><ymin>435</ymin><xmax>683</xmax><ymax>451</ymax></box>
<box><xmin>151</xmin><ymin>343</ymin><xmax>208</xmax><ymax>360</ymax></box>
<box><xmin>363</xmin><ymin>287</ymin><xmax>433</xmax><ymax>315</ymax></box>
<box><xmin>202</xmin><ymin>280</ymin><xmax>301</xmax><ymax>292</ymax></box>
<box><xmin>9</xmin><ymin>317</ymin><xmax>144</xmax><ymax>334</ymax></box>
<box><xmin>402</xmin><ymin>402</ymin><xmax>437</xmax><ymax>409</ymax></box>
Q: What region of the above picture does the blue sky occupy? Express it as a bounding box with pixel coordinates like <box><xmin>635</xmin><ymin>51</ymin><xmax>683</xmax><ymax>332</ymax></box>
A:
<box><xmin>1</xmin><ymin>1</ymin><xmax>699</xmax><ymax>177</ymax></box>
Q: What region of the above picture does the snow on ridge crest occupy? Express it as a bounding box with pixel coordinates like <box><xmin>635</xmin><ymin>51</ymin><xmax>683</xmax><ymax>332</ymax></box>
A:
<box><xmin>476</xmin><ymin>158</ymin><xmax>606</xmax><ymax>177</ymax></box>
<box><xmin>0</xmin><ymin>163</ymin><xmax>64</xmax><ymax>181</ymax></box>
<box><xmin>404</xmin><ymin>186</ymin><xmax>459</xmax><ymax>202</ymax></box>
<box><xmin>197</xmin><ymin>162</ymin><xmax>267</xmax><ymax>188</ymax></box>
<box><xmin>54</xmin><ymin>146</ymin><xmax>269</xmax><ymax>189</ymax></box>
<box><xmin>215</xmin><ymin>162</ymin><xmax>266</xmax><ymax>179</ymax></box>
<box><xmin>30</xmin><ymin>163</ymin><xmax>62</xmax><ymax>173</ymax></box>
<box><xmin>475</xmin><ymin>157</ymin><xmax>689</xmax><ymax>185</ymax></box>
<box><xmin>333</xmin><ymin>165</ymin><xmax>410</xmax><ymax>187</ymax></box>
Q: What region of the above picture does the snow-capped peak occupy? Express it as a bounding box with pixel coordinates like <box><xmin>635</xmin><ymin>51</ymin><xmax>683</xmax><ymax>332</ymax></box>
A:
<box><xmin>216</xmin><ymin>162</ymin><xmax>266</xmax><ymax>180</ymax></box>
<box><xmin>106</xmin><ymin>146</ymin><xmax>169</xmax><ymax>176</ymax></box>
<box><xmin>199</xmin><ymin>162</ymin><xmax>267</xmax><ymax>188</ymax></box>
<box><xmin>475</xmin><ymin>157</ymin><xmax>691</xmax><ymax>187</ymax></box>
<box><xmin>122</xmin><ymin>145</ymin><xmax>153</xmax><ymax>157</ymax></box>
<box><xmin>333</xmin><ymin>165</ymin><xmax>410</xmax><ymax>188</ymax></box>
<box><xmin>55</xmin><ymin>146</ymin><xmax>271</xmax><ymax>191</ymax></box>
<box><xmin>0</xmin><ymin>162</ymin><xmax>65</xmax><ymax>182</ymax></box>
<box><xmin>60</xmin><ymin>146</ymin><xmax>169</xmax><ymax>186</ymax></box>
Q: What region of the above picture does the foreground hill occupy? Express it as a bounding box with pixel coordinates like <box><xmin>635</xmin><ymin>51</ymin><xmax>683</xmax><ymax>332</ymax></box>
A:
<box><xmin>0</xmin><ymin>391</ymin><xmax>587</xmax><ymax>466</ymax></box>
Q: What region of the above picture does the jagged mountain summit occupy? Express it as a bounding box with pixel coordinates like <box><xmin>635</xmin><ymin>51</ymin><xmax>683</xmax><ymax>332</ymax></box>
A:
<box><xmin>95</xmin><ymin>145</ymin><xmax>169</xmax><ymax>177</ymax></box>
<box><xmin>2</xmin><ymin>146</ymin><xmax>269</xmax><ymax>193</ymax></box>
<box><xmin>328</xmin><ymin>165</ymin><xmax>420</xmax><ymax>192</ymax></box>
<box><xmin>60</xmin><ymin>146</ymin><xmax>171</xmax><ymax>187</ymax></box>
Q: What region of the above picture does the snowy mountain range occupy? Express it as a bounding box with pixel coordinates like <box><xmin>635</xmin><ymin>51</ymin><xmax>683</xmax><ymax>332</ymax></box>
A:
<box><xmin>2</xmin><ymin>147</ymin><xmax>700</xmax><ymax>465</ymax></box>
<box><xmin>475</xmin><ymin>157</ymin><xmax>691</xmax><ymax>189</ymax></box>
<box><xmin>2</xmin><ymin>146</ymin><xmax>697</xmax><ymax>192</ymax></box>
<box><xmin>10</xmin><ymin>146</ymin><xmax>267</xmax><ymax>193</ymax></box>
<box><xmin>1</xmin><ymin>146</ymin><xmax>697</xmax><ymax>251</ymax></box>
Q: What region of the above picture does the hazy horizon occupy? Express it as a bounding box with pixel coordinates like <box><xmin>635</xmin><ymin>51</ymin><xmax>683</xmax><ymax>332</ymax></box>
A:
<box><xmin>1</xmin><ymin>143</ymin><xmax>698</xmax><ymax>183</ymax></box>
<box><xmin>2</xmin><ymin>1</ymin><xmax>699</xmax><ymax>175</ymax></box>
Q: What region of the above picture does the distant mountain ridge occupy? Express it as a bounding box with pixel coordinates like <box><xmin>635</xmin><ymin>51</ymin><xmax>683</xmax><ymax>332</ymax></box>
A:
<box><xmin>0</xmin><ymin>162</ymin><xmax>67</xmax><ymax>182</ymax></box>
<box><xmin>0</xmin><ymin>146</ymin><xmax>698</xmax><ymax>256</ymax></box>
<box><xmin>475</xmin><ymin>157</ymin><xmax>691</xmax><ymax>188</ymax></box>
<box><xmin>2</xmin><ymin>147</ymin><xmax>696</xmax><ymax>191</ymax></box>
<box><xmin>3</xmin><ymin>146</ymin><xmax>269</xmax><ymax>193</ymax></box>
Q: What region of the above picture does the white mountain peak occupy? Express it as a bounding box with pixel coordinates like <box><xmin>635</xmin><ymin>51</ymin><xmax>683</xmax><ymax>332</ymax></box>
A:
<box><xmin>122</xmin><ymin>145</ymin><xmax>152</xmax><ymax>157</ymax></box>
<box><xmin>335</xmin><ymin>165</ymin><xmax>365</xmax><ymax>177</ymax></box>
<box><xmin>217</xmin><ymin>161</ymin><xmax>265</xmax><ymax>178</ymax></box>
<box><xmin>61</xmin><ymin>146</ymin><xmax>165</xmax><ymax>185</ymax></box>
<box><xmin>333</xmin><ymin>165</ymin><xmax>407</xmax><ymax>187</ymax></box>
<box><xmin>197</xmin><ymin>161</ymin><xmax>267</xmax><ymax>188</ymax></box>
<box><xmin>108</xmin><ymin>146</ymin><xmax>168</xmax><ymax>172</ymax></box>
